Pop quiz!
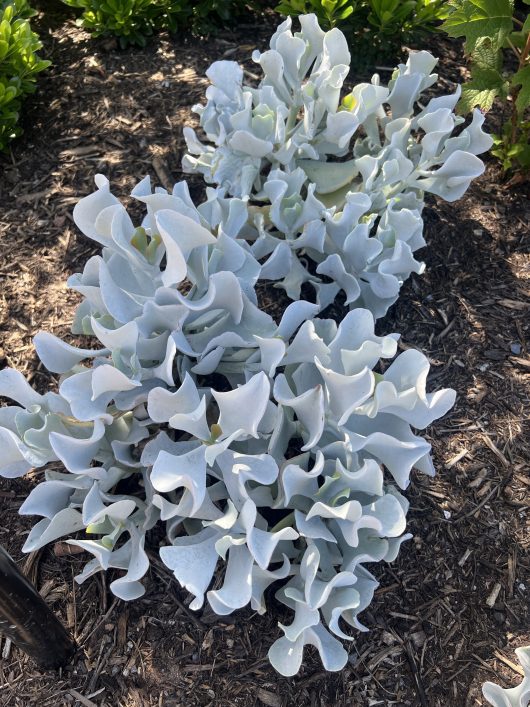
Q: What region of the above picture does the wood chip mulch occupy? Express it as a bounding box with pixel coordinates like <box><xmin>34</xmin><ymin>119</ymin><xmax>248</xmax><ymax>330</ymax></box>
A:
<box><xmin>0</xmin><ymin>4</ymin><xmax>528</xmax><ymax>706</ymax></box>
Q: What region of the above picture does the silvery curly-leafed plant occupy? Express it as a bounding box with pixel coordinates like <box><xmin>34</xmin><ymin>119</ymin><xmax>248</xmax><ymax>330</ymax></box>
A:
<box><xmin>482</xmin><ymin>646</ymin><xmax>530</xmax><ymax>707</ymax></box>
<box><xmin>0</xmin><ymin>174</ymin><xmax>455</xmax><ymax>675</ymax></box>
<box><xmin>0</xmin><ymin>12</ymin><xmax>472</xmax><ymax>676</ymax></box>
<box><xmin>183</xmin><ymin>13</ymin><xmax>492</xmax><ymax>317</ymax></box>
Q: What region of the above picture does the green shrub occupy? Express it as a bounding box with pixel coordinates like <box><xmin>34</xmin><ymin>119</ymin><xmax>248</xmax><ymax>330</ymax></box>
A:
<box><xmin>187</xmin><ymin>0</ymin><xmax>249</xmax><ymax>34</ymax></box>
<box><xmin>61</xmin><ymin>0</ymin><xmax>252</xmax><ymax>48</ymax></box>
<box><xmin>441</xmin><ymin>0</ymin><xmax>530</xmax><ymax>172</ymax></box>
<box><xmin>274</xmin><ymin>0</ymin><xmax>355</xmax><ymax>27</ymax></box>
<box><xmin>0</xmin><ymin>0</ymin><xmax>50</xmax><ymax>151</ymax></box>
<box><xmin>61</xmin><ymin>0</ymin><xmax>181</xmax><ymax>46</ymax></box>
<box><xmin>274</xmin><ymin>0</ymin><xmax>445</xmax><ymax>54</ymax></box>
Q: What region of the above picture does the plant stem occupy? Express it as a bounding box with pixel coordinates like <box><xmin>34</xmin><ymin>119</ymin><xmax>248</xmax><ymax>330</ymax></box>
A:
<box><xmin>510</xmin><ymin>31</ymin><xmax>530</xmax><ymax>145</ymax></box>
<box><xmin>507</xmin><ymin>36</ymin><xmax>521</xmax><ymax>60</ymax></box>
<box><xmin>519</xmin><ymin>30</ymin><xmax>530</xmax><ymax>67</ymax></box>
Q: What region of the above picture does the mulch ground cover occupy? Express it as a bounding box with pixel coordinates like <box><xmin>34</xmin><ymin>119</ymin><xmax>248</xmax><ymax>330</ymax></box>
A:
<box><xmin>0</xmin><ymin>3</ymin><xmax>528</xmax><ymax>705</ymax></box>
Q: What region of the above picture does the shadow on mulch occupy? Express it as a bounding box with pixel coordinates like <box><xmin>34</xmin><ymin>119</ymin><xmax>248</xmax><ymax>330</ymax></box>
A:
<box><xmin>0</xmin><ymin>5</ymin><xmax>529</xmax><ymax>707</ymax></box>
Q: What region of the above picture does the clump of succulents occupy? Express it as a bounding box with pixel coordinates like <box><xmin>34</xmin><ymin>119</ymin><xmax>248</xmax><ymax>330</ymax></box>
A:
<box><xmin>183</xmin><ymin>13</ymin><xmax>491</xmax><ymax>317</ymax></box>
<box><xmin>0</xmin><ymin>14</ymin><xmax>490</xmax><ymax>676</ymax></box>
<box><xmin>0</xmin><ymin>174</ymin><xmax>454</xmax><ymax>674</ymax></box>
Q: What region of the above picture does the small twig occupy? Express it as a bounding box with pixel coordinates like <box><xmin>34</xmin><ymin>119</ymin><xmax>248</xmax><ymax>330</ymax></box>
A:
<box><xmin>78</xmin><ymin>597</ymin><xmax>119</xmax><ymax>647</ymax></box>
<box><xmin>454</xmin><ymin>484</ymin><xmax>498</xmax><ymax>522</ymax></box>
<box><xmin>482</xmin><ymin>434</ymin><xmax>510</xmax><ymax>468</ymax></box>
<box><xmin>507</xmin><ymin>36</ymin><xmax>521</xmax><ymax>60</ymax></box>
<box><xmin>69</xmin><ymin>689</ymin><xmax>98</xmax><ymax>707</ymax></box>
<box><xmin>148</xmin><ymin>553</ymin><xmax>206</xmax><ymax>630</ymax></box>
<box><xmin>437</xmin><ymin>318</ymin><xmax>456</xmax><ymax>340</ymax></box>
<box><xmin>404</xmin><ymin>639</ymin><xmax>429</xmax><ymax>707</ymax></box>
<box><xmin>234</xmin><ymin>658</ymin><xmax>268</xmax><ymax>678</ymax></box>
<box><xmin>493</xmin><ymin>650</ymin><xmax>525</xmax><ymax>677</ymax></box>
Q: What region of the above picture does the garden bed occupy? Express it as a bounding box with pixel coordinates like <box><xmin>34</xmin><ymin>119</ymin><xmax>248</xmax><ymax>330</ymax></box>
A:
<box><xmin>0</xmin><ymin>3</ymin><xmax>528</xmax><ymax>706</ymax></box>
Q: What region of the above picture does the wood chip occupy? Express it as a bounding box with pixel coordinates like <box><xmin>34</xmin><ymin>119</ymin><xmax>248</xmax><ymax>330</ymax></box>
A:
<box><xmin>67</xmin><ymin>603</ymin><xmax>76</xmax><ymax>630</ymax></box>
<box><xmin>497</xmin><ymin>298</ymin><xmax>529</xmax><ymax>310</ymax></box>
<box><xmin>256</xmin><ymin>688</ymin><xmax>281</xmax><ymax>707</ymax></box>
<box><xmin>410</xmin><ymin>630</ymin><xmax>427</xmax><ymax>649</ymax></box>
<box><xmin>458</xmin><ymin>549</ymin><xmax>472</xmax><ymax>567</ymax></box>
<box><xmin>367</xmin><ymin>645</ymin><xmax>402</xmax><ymax>671</ymax></box>
<box><xmin>16</xmin><ymin>190</ymin><xmax>50</xmax><ymax>204</ymax></box>
<box><xmin>60</xmin><ymin>145</ymin><xmax>100</xmax><ymax>157</ymax></box>
<box><xmin>69</xmin><ymin>689</ymin><xmax>98</xmax><ymax>707</ymax></box>
<box><xmin>510</xmin><ymin>356</ymin><xmax>530</xmax><ymax>369</ymax></box>
<box><xmin>201</xmin><ymin>629</ymin><xmax>214</xmax><ymax>651</ymax></box>
<box><xmin>2</xmin><ymin>637</ymin><xmax>12</xmax><ymax>660</ymax></box>
<box><xmin>445</xmin><ymin>448</ymin><xmax>469</xmax><ymax>469</ymax></box>
<box><xmin>438</xmin><ymin>318</ymin><xmax>456</xmax><ymax>339</ymax></box>
<box><xmin>468</xmin><ymin>469</ymin><xmax>487</xmax><ymax>488</ymax></box>
<box><xmin>152</xmin><ymin>156</ymin><xmax>173</xmax><ymax>191</ymax></box>
<box><xmin>493</xmin><ymin>650</ymin><xmax>525</xmax><ymax>677</ymax></box>
<box><xmin>486</xmin><ymin>582</ymin><xmax>502</xmax><ymax>608</ymax></box>
<box><xmin>182</xmin><ymin>663</ymin><xmax>216</xmax><ymax>672</ymax></box>
<box><xmin>117</xmin><ymin>609</ymin><xmax>128</xmax><ymax>649</ymax></box>
<box><xmin>53</xmin><ymin>541</ymin><xmax>84</xmax><ymax>557</ymax></box>
<box><xmin>482</xmin><ymin>435</ymin><xmax>510</xmax><ymax>468</ymax></box>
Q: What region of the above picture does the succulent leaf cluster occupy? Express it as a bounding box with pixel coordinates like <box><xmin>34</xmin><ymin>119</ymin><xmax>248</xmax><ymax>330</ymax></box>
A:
<box><xmin>0</xmin><ymin>14</ymin><xmax>486</xmax><ymax>675</ymax></box>
<box><xmin>184</xmin><ymin>13</ymin><xmax>492</xmax><ymax>317</ymax></box>
<box><xmin>0</xmin><ymin>173</ymin><xmax>454</xmax><ymax>674</ymax></box>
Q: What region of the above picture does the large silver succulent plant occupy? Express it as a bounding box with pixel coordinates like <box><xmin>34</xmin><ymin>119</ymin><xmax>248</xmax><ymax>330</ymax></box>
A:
<box><xmin>0</xmin><ymin>174</ymin><xmax>454</xmax><ymax>674</ymax></box>
<box><xmin>183</xmin><ymin>13</ymin><xmax>492</xmax><ymax>317</ymax></box>
<box><xmin>0</xmin><ymin>14</ymin><xmax>472</xmax><ymax>677</ymax></box>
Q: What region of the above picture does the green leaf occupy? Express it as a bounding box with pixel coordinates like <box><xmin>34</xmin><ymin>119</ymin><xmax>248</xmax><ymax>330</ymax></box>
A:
<box><xmin>441</xmin><ymin>0</ymin><xmax>514</xmax><ymax>53</ymax></box>
<box><xmin>512</xmin><ymin>65</ymin><xmax>530</xmax><ymax>114</ymax></box>
<box><xmin>458</xmin><ymin>65</ymin><xmax>507</xmax><ymax>112</ymax></box>
<box><xmin>337</xmin><ymin>5</ymin><xmax>354</xmax><ymax>18</ymax></box>
<box><xmin>472</xmin><ymin>35</ymin><xmax>502</xmax><ymax>70</ymax></box>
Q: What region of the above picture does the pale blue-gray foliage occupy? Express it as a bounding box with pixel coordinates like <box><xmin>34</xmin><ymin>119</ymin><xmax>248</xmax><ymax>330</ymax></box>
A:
<box><xmin>483</xmin><ymin>646</ymin><xmax>530</xmax><ymax>707</ymax></box>
<box><xmin>183</xmin><ymin>13</ymin><xmax>491</xmax><ymax>317</ymax></box>
<box><xmin>0</xmin><ymin>15</ymin><xmax>466</xmax><ymax>677</ymax></box>
<box><xmin>0</xmin><ymin>176</ymin><xmax>454</xmax><ymax>673</ymax></box>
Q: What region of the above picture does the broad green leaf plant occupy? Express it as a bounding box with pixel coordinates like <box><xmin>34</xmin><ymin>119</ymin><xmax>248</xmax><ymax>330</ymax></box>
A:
<box><xmin>441</xmin><ymin>0</ymin><xmax>530</xmax><ymax>171</ymax></box>
<box><xmin>0</xmin><ymin>0</ymin><xmax>50</xmax><ymax>150</ymax></box>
